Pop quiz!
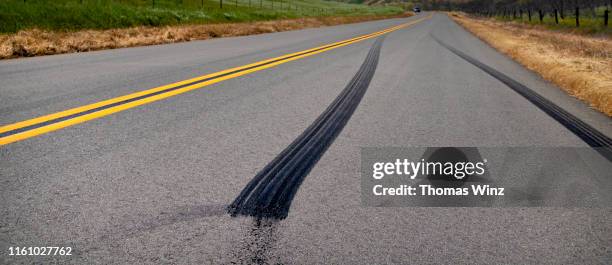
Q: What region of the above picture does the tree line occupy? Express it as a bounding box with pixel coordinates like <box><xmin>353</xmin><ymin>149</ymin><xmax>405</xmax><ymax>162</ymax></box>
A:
<box><xmin>416</xmin><ymin>0</ymin><xmax>611</xmax><ymax>26</ymax></box>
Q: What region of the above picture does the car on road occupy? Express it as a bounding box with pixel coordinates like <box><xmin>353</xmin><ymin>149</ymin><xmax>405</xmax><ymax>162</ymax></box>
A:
<box><xmin>413</xmin><ymin>7</ymin><xmax>421</xmax><ymax>12</ymax></box>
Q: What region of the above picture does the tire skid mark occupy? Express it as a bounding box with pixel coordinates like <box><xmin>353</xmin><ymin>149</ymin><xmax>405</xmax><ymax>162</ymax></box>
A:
<box><xmin>228</xmin><ymin>37</ymin><xmax>385</xmax><ymax>220</ymax></box>
<box><xmin>433</xmin><ymin>36</ymin><xmax>612</xmax><ymax>161</ymax></box>
<box><xmin>230</xmin><ymin>219</ymin><xmax>280</xmax><ymax>264</ymax></box>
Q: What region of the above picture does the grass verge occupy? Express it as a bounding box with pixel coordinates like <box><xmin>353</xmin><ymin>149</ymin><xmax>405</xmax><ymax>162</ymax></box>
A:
<box><xmin>450</xmin><ymin>13</ymin><xmax>611</xmax><ymax>117</ymax></box>
<box><xmin>0</xmin><ymin>0</ymin><xmax>403</xmax><ymax>33</ymax></box>
<box><xmin>0</xmin><ymin>13</ymin><xmax>411</xmax><ymax>59</ymax></box>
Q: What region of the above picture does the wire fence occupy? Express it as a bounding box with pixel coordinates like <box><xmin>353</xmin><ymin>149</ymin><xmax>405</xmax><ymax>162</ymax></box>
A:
<box><xmin>447</xmin><ymin>0</ymin><xmax>611</xmax><ymax>27</ymax></box>
<box><xmin>18</xmin><ymin>0</ymin><xmax>365</xmax><ymax>15</ymax></box>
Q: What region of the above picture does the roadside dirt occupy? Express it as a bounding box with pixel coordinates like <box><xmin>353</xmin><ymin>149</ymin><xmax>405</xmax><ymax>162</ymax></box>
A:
<box><xmin>0</xmin><ymin>13</ymin><xmax>411</xmax><ymax>60</ymax></box>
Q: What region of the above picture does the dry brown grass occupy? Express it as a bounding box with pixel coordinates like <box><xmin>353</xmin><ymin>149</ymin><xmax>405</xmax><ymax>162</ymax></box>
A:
<box><xmin>450</xmin><ymin>12</ymin><xmax>612</xmax><ymax>117</ymax></box>
<box><xmin>0</xmin><ymin>13</ymin><xmax>411</xmax><ymax>60</ymax></box>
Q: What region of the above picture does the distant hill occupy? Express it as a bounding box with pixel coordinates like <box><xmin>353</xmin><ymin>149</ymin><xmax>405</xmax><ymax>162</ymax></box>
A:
<box><xmin>328</xmin><ymin>0</ymin><xmax>415</xmax><ymax>10</ymax></box>
<box><xmin>330</xmin><ymin>0</ymin><xmax>471</xmax><ymax>7</ymax></box>
<box><xmin>330</xmin><ymin>0</ymin><xmax>404</xmax><ymax>5</ymax></box>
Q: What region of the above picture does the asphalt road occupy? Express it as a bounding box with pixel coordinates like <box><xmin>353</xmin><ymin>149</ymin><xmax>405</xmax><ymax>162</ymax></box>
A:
<box><xmin>1</xmin><ymin>13</ymin><xmax>611</xmax><ymax>264</ymax></box>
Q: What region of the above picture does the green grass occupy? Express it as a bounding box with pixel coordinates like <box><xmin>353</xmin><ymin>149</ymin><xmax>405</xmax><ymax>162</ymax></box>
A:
<box><xmin>495</xmin><ymin>7</ymin><xmax>611</xmax><ymax>35</ymax></box>
<box><xmin>0</xmin><ymin>0</ymin><xmax>403</xmax><ymax>33</ymax></box>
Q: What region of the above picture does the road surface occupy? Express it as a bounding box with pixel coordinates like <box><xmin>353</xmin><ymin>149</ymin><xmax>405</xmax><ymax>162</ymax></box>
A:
<box><xmin>1</xmin><ymin>13</ymin><xmax>611</xmax><ymax>264</ymax></box>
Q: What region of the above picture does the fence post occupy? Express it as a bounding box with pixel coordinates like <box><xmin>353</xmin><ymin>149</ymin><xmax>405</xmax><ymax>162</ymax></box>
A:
<box><xmin>528</xmin><ymin>9</ymin><xmax>531</xmax><ymax>21</ymax></box>
<box><xmin>605</xmin><ymin>9</ymin><xmax>609</xmax><ymax>27</ymax></box>
<box><xmin>538</xmin><ymin>9</ymin><xmax>544</xmax><ymax>23</ymax></box>
<box><xmin>575</xmin><ymin>7</ymin><xmax>579</xmax><ymax>27</ymax></box>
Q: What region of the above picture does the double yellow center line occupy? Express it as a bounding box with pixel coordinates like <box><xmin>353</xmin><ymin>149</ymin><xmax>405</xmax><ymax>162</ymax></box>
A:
<box><xmin>0</xmin><ymin>15</ymin><xmax>430</xmax><ymax>146</ymax></box>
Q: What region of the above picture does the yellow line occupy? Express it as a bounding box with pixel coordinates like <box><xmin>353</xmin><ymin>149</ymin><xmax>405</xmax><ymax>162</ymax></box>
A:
<box><xmin>0</xmin><ymin>15</ymin><xmax>430</xmax><ymax>146</ymax></box>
